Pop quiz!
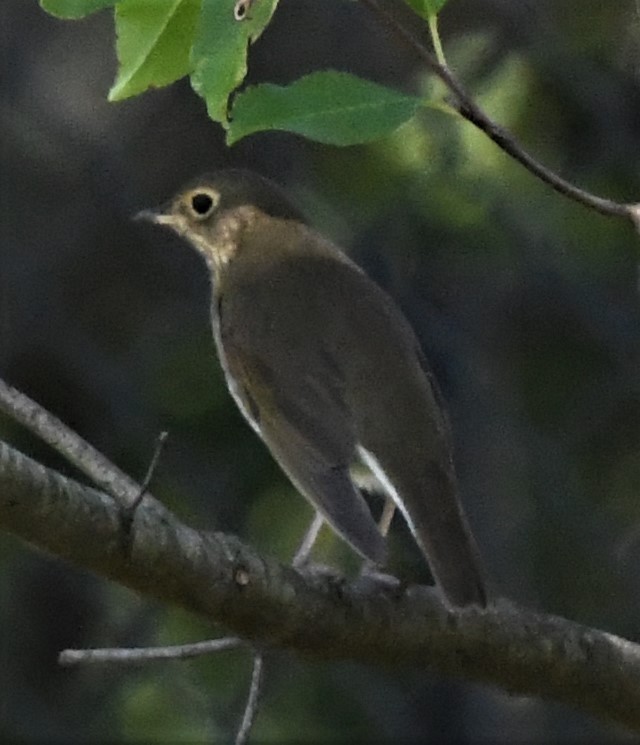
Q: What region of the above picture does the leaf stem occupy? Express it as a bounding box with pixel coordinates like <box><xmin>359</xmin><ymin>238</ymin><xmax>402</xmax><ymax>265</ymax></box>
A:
<box><xmin>428</xmin><ymin>13</ymin><xmax>446</xmax><ymax>67</ymax></box>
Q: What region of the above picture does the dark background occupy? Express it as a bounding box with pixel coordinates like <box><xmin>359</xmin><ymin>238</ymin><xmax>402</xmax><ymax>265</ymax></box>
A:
<box><xmin>1</xmin><ymin>0</ymin><xmax>639</xmax><ymax>741</ymax></box>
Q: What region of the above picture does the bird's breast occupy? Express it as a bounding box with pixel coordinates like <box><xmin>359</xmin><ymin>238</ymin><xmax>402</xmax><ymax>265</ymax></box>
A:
<box><xmin>211</xmin><ymin>296</ymin><xmax>263</xmax><ymax>436</ymax></box>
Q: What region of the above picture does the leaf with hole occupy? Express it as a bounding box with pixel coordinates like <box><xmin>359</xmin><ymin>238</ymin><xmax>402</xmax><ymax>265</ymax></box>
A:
<box><xmin>190</xmin><ymin>0</ymin><xmax>279</xmax><ymax>124</ymax></box>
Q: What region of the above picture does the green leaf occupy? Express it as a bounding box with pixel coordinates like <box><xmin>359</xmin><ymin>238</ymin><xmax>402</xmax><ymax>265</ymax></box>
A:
<box><xmin>227</xmin><ymin>71</ymin><xmax>423</xmax><ymax>146</ymax></box>
<box><xmin>108</xmin><ymin>0</ymin><xmax>202</xmax><ymax>101</ymax></box>
<box><xmin>404</xmin><ymin>0</ymin><xmax>449</xmax><ymax>19</ymax></box>
<box><xmin>190</xmin><ymin>0</ymin><xmax>279</xmax><ymax>124</ymax></box>
<box><xmin>40</xmin><ymin>0</ymin><xmax>116</xmax><ymax>18</ymax></box>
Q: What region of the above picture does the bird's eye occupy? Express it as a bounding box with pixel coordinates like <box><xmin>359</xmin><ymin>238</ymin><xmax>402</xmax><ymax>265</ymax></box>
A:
<box><xmin>191</xmin><ymin>193</ymin><xmax>214</xmax><ymax>217</ymax></box>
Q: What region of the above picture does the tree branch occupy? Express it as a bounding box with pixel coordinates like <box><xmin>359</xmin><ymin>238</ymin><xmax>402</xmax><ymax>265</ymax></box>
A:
<box><xmin>1</xmin><ymin>436</ymin><xmax>639</xmax><ymax>731</ymax></box>
<box><xmin>0</xmin><ymin>376</ymin><xmax>140</xmax><ymax>508</ymax></box>
<box><xmin>360</xmin><ymin>0</ymin><xmax>640</xmax><ymax>226</ymax></box>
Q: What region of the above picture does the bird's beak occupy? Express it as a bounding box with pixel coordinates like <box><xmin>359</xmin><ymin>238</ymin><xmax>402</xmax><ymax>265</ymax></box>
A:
<box><xmin>134</xmin><ymin>206</ymin><xmax>191</xmax><ymax>243</ymax></box>
<box><xmin>133</xmin><ymin>207</ymin><xmax>176</xmax><ymax>226</ymax></box>
<box><xmin>134</xmin><ymin>207</ymin><xmax>159</xmax><ymax>223</ymax></box>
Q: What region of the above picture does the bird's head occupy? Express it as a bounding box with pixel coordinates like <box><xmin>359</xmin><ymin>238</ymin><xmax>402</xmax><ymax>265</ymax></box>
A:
<box><xmin>136</xmin><ymin>169</ymin><xmax>307</xmax><ymax>269</ymax></box>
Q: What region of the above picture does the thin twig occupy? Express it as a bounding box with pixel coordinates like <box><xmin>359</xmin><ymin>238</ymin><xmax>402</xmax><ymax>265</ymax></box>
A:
<box><xmin>0</xmin><ymin>377</ymin><xmax>140</xmax><ymax>508</ymax></box>
<box><xmin>129</xmin><ymin>430</ymin><xmax>169</xmax><ymax>513</ymax></box>
<box><xmin>59</xmin><ymin>637</ymin><xmax>244</xmax><ymax>666</ymax></box>
<box><xmin>235</xmin><ymin>652</ymin><xmax>266</xmax><ymax>745</ymax></box>
<box><xmin>359</xmin><ymin>0</ymin><xmax>640</xmax><ymax>223</ymax></box>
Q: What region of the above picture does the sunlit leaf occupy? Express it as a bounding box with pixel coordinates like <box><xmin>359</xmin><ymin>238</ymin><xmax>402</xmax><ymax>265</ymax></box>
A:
<box><xmin>108</xmin><ymin>0</ymin><xmax>201</xmax><ymax>101</ymax></box>
<box><xmin>227</xmin><ymin>71</ymin><xmax>423</xmax><ymax>145</ymax></box>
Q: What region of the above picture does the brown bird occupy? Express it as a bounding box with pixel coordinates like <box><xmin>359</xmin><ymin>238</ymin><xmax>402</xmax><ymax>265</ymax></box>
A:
<box><xmin>137</xmin><ymin>169</ymin><xmax>489</xmax><ymax>608</ymax></box>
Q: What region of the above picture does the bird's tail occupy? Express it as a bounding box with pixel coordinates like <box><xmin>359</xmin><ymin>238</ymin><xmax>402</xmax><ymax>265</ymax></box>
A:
<box><xmin>359</xmin><ymin>447</ymin><xmax>489</xmax><ymax>607</ymax></box>
<box><xmin>412</xmin><ymin>462</ymin><xmax>489</xmax><ymax>607</ymax></box>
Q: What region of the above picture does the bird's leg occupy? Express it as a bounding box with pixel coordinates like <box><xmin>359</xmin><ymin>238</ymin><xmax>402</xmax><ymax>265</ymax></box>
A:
<box><xmin>378</xmin><ymin>496</ymin><xmax>396</xmax><ymax>538</ymax></box>
<box><xmin>292</xmin><ymin>511</ymin><xmax>324</xmax><ymax>568</ymax></box>
<box><xmin>361</xmin><ymin>496</ymin><xmax>395</xmax><ymax>573</ymax></box>
<box><xmin>358</xmin><ymin>496</ymin><xmax>402</xmax><ymax>591</ymax></box>
<box><xmin>352</xmin><ymin>461</ymin><xmax>397</xmax><ymax>574</ymax></box>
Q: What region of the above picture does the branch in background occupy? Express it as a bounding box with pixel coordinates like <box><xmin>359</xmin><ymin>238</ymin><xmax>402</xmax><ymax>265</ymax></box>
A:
<box><xmin>1</xmin><ymin>437</ymin><xmax>640</xmax><ymax>731</ymax></box>
<box><xmin>235</xmin><ymin>652</ymin><xmax>266</xmax><ymax>745</ymax></box>
<box><xmin>360</xmin><ymin>0</ymin><xmax>640</xmax><ymax>226</ymax></box>
<box><xmin>0</xmin><ymin>377</ymin><xmax>140</xmax><ymax>508</ymax></box>
<box><xmin>59</xmin><ymin>637</ymin><xmax>245</xmax><ymax>666</ymax></box>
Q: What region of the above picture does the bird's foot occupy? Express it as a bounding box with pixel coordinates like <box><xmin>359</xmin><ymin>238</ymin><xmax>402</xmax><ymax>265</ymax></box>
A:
<box><xmin>355</xmin><ymin>563</ymin><xmax>403</xmax><ymax>594</ymax></box>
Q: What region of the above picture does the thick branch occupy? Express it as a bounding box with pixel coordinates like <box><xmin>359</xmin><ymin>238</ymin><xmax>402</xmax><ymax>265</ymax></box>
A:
<box><xmin>360</xmin><ymin>0</ymin><xmax>640</xmax><ymax>224</ymax></box>
<box><xmin>1</xmin><ymin>437</ymin><xmax>639</xmax><ymax>731</ymax></box>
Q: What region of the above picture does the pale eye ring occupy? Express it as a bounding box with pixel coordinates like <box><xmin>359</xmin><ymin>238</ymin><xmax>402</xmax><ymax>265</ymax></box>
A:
<box><xmin>189</xmin><ymin>190</ymin><xmax>219</xmax><ymax>219</ymax></box>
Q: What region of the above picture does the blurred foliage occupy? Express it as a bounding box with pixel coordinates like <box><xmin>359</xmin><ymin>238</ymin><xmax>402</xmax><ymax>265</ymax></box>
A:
<box><xmin>1</xmin><ymin>0</ymin><xmax>640</xmax><ymax>742</ymax></box>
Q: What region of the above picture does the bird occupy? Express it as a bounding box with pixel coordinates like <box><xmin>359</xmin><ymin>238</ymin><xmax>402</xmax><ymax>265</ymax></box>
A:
<box><xmin>136</xmin><ymin>169</ymin><xmax>489</xmax><ymax>608</ymax></box>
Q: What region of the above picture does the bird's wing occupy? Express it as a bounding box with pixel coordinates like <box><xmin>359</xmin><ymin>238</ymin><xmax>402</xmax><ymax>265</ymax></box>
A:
<box><xmin>219</xmin><ymin>335</ymin><xmax>386</xmax><ymax>564</ymax></box>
